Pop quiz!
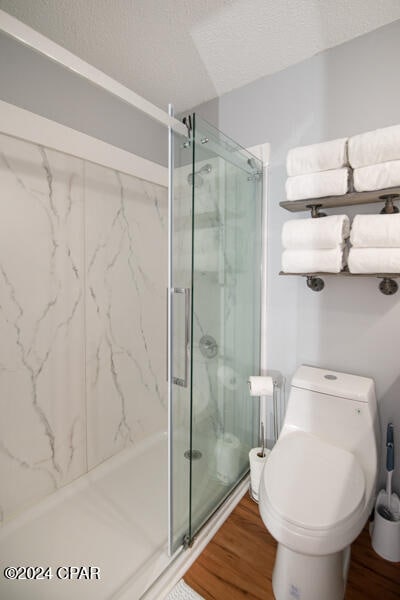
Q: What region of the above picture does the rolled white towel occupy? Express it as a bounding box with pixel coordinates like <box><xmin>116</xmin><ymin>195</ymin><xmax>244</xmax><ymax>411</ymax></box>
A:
<box><xmin>287</xmin><ymin>138</ymin><xmax>348</xmax><ymax>177</ymax></box>
<box><xmin>285</xmin><ymin>168</ymin><xmax>349</xmax><ymax>201</ymax></box>
<box><xmin>282</xmin><ymin>215</ymin><xmax>350</xmax><ymax>250</ymax></box>
<box><xmin>282</xmin><ymin>246</ymin><xmax>348</xmax><ymax>274</ymax></box>
<box><xmin>353</xmin><ymin>160</ymin><xmax>400</xmax><ymax>192</ymax></box>
<box><xmin>348</xmin><ymin>248</ymin><xmax>400</xmax><ymax>273</ymax></box>
<box><xmin>349</xmin><ymin>124</ymin><xmax>400</xmax><ymax>169</ymax></box>
<box><xmin>351</xmin><ymin>214</ymin><xmax>400</xmax><ymax>248</ymax></box>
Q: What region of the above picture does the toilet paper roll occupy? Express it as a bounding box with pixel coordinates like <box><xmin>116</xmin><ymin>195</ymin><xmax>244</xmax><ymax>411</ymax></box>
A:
<box><xmin>249</xmin><ymin>447</ymin><xmax>271</xmax><ymax>501</ymax></box>
<box><xmin>215</xmin><ymin>433</ymin><xmax>241</xmax><ymax>486</ymax></box>
<box><xmin>217</xmin><ymin>365</ymin><xmax>239</xmax><ymax>391</ymax></box>
<box><xmin>248</xmin><ymin>376</ymin><xmax>274</xmax><ymax>397</ymax></box>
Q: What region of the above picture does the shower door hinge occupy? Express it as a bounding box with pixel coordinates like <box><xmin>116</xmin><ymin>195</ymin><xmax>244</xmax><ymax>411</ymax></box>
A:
<box><xmin>182</xmin><ymin>115</ymin><xmax>193</xmax><ymax>147</ymax></box>
<box><xmin>182</xmin><ymin>115</ymin><xmax>192</xmax><ymax>135</ymax></box>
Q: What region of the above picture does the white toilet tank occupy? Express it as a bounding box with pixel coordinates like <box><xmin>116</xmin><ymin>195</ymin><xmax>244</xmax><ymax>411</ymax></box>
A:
<box><xmin>282</xmin><ymin>365</ymin><xmax>379</xmax><ymax>498</ymax></box>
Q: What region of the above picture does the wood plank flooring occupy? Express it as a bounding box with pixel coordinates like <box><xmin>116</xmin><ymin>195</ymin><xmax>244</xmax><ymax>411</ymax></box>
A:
<box><xmin>184</xmin><ymin>493</ymin><xmax>400</xmax><ymax>600</ymax></box>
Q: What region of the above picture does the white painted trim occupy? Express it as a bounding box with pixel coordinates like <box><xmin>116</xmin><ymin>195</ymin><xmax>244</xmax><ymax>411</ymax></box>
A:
<box><xmin>0</xmin><ymin>9</ymin><xmax>187</xmax><ymax>137</ymax></box>
<box><xmin>260</xmin><ymin>163</ymin><xmax>269</xmax><ymax>433</ymax></box>
<box><xmin>247</xmin><ymin>143</ymin><xmax>270</xmax><ymax>436</ymax></box>
<box><xmin>0</xmin><ymin>100</ymin><xmax>168</xmax><ymax>187</ymax></box>
<box><xmin>139</xmin><ymin>477</ymin><xmax>250</xmax><ymax>600</ymax></box>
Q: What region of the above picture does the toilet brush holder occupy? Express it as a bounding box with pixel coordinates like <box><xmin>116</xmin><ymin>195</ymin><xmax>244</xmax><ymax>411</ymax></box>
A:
<box><xmin>371</xmin><ymin>502</ymin><xmax>400</xmax><ymax>562</ymax></box>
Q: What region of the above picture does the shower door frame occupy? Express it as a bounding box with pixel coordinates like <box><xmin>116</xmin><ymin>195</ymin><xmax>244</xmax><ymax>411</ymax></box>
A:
<box><xmin>167</xmin><ymin>107</ymin><xmax>270</xmax><ymax>555</ymax></box>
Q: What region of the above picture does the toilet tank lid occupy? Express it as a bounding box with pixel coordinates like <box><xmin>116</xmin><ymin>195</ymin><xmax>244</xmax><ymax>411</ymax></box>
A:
<box><xmin>292</xmin><ymin>365</ymin><xmax>375</xmax><ymax>403</ymax></box>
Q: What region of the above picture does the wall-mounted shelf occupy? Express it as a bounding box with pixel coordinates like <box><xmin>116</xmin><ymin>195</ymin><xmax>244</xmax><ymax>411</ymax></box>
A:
<box><xmin>279</xmin><ymin>271</ymin><xmax>400</xmax><ymax>295</ymax></box>
<box><xmin>280</xmin><ymin>187</ymin><xmax>400</xmax><ymax>294</ymax></box>
<box><xmin>280</xmin><ymin>186</ymin><xmax>400</xmax><ymax>214</ymax></box>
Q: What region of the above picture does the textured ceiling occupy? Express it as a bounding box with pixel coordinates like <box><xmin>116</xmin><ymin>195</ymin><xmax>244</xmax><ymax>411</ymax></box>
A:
<box><xmin>1</xmin><ymin>0</ymin><xmax>400</xmax><ymax>112</ymax></box>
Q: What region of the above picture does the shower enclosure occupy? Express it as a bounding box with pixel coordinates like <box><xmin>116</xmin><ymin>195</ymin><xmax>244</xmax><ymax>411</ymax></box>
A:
<box><xmin>0</xmin><ymin>19</ymin><xmax>263</xmax><ymax>595</ymax></box>
<box><xmin>169</xmin><ymin>113</ymin><xmax>263</xmax><ymax>553</ymax></box>
<box><xmin>0</xmin><ymin>105</ymin><xmax>263</xmax><ymax>600</ymax></box>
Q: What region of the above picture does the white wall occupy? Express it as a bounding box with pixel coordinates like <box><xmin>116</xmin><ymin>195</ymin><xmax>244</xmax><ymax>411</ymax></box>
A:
<box><xmin>193</xmin><ymin>18</ymin><xmax>400</xmax><ymax>492</ymax></box>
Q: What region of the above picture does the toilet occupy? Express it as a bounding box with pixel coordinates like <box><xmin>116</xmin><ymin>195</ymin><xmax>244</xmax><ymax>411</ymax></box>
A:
<box><xmin>259</xmin><ymin>365</ymin><xmax>379</xmax><ymax>600</ymax></box>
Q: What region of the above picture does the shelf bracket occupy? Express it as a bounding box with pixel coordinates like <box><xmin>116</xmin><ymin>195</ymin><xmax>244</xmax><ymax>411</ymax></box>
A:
<box><xmin>305</xmin><ymin>204</ymin><xmax>327</xmax><ymax>218</ymax></box>
<box><xmin>379</xmin><ymin>278</ymin><xmax>398</xmax><ymax>295</ymax></box>
<box><xmin>306</xmin><ymin>276</ymin><xmax>325</xmax><ymax>292</ymax></box>
<box><xmin>379</xmin><ymin>194</ymin><xmax>400</xmax><ymax>214</ymax></box>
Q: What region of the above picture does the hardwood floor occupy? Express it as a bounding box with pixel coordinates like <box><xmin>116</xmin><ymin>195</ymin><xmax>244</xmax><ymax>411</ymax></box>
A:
<box><xmin>184</xmin><ymin>493</ymin><xmax>400</xmax><ymax>600</ymax></box>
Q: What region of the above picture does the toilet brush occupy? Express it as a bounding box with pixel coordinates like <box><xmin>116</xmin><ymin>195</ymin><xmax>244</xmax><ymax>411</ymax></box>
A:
<box><xmin>377</xmin><ymin>423</ymin><xmax>400</xmax><ymax>520</ymax></box>
<box><xmin>386</xmin><ymin>424</ymin><xmax>394</xmax><ymax>512</ymax></box>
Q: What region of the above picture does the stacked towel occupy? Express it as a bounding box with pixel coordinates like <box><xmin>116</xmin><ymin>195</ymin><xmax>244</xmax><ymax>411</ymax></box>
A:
<box><xmin>282</xmin><ymin>215</ymin><xmax>349</xmax><ymax>273</ymax></box>
<box><xmin>349</xmin><ymin>125</ymin><xmax>400</xmax><ymax>192</ymax></box>
<box><xmin>282</xmin><ymin>247</ymin><xmax>348</xmax><ymax>274</ymax></box>
<box><xmin>282</xmin><ymin>215</ymin><xmax>350</xmax><ymax>249</ymax></box>
<box><xmin>350</xmin><ymin>214</ymin><xmax>400</xmax><ymax>248</ymax></box>
<box><xmin>353</xmin><ymin>161</ymin><xmax>400</xmax><ymax>192</ymax></box>
<box><xmin>287</xmin><ymin>138</ymin><xmax>348</xmax><ymax>176</ymax></box>
<box><xmin>349</xmin><ymin>125</ymin><xmax>400</xmax><ymax>168</ymax></box>
<box><xmin>285</xmin><ymin>169</ymin><xmax>349</xmax><ymax>201</ymax></box>
<box><xmin>349</xmin><ymin>248</ymin><xmax>400</xmax><ymax>273</ymax></box>
<box><xmin>349</xmin><ymin>214</ymin><xmax>400</xmax><ymax>273</ymax></box>
<box><xmin>285</xmin><ymin>138</ymin><xmax>350</xmax><ymax>201</ymax></box>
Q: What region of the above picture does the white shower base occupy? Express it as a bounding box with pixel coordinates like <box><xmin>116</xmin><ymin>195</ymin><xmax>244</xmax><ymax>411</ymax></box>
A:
<box><xmin>0</xmin><ymin>430</ymin><xmax>240</xmax><ymax>600</ymax></box>
<box><xmin>0</xmin><ymin>432</ymin><xmax>171</xmax><ymax>600</ymax></box>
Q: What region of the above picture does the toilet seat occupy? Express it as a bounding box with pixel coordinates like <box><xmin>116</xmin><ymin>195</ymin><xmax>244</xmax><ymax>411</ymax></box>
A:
<box><xmin>262</xmin><ymin>432</ymin><xmax>365</xmax><ymax>531</ymax></box>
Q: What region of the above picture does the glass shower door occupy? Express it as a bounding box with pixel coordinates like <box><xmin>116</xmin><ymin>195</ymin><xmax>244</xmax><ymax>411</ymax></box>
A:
<box><xmin>169</xmin><ymin>114</ymin><xmax>263</xmax><ymax>554</ymax></box>
<box><xmin>189</xmin><ymin>116</ymin><xmax>262</xmax><ymax>538</ymax></box>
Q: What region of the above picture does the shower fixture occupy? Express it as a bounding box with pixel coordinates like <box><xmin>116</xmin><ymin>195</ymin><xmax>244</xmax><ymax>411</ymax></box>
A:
<box><xmin>187</xmin><ymin>163</ymin><xmax>212</xmax><ymax>187</ymax></box>
<box><xmin>199</xmin><ymin>334</ymin><xmax>218</xmax><ymax>359</ymax></box>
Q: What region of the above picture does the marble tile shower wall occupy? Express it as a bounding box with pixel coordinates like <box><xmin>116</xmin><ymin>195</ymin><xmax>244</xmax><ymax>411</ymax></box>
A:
<box><xmin>85</xmin><ymin>163</ymin><xmax>167</xmax><ymax>468</ymax></box>
<box><xmin>0</xmin><ymin>133</ymin><xmax>167</xmax><ymax>524</ymax></box>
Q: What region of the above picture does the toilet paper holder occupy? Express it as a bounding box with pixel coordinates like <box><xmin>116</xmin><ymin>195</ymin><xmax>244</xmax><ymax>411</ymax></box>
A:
<box><xmin>248</xmin><ymin>373</ymin><xmax>283</xmax><ymax>449</ymax></box>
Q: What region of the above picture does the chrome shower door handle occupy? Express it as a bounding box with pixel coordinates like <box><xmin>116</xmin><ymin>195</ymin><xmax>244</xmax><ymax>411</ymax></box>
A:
<box><xmin>172</xmin><ymin>287</ymin><xmax>191</xmax><ymax>388</ymax></box>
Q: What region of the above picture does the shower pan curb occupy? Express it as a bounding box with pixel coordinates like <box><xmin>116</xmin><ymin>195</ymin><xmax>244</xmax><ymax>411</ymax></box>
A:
<box><xmin>137</xmin><ymin>476</ymin><xmax>250</xmax><ymax>600</ymax></box>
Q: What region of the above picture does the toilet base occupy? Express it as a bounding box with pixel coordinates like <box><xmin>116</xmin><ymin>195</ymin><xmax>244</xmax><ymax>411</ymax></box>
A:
<box><xmin>272</xmin><ymin>543</ymin><xmax>351</xmax><ymax>600</ymax></box>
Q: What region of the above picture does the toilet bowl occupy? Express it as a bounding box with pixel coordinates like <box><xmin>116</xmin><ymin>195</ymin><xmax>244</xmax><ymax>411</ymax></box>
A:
<box><xmin>259</xmin><ymin>365</ymin><xmax>379</xmax><ymax>600</ymax></box>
